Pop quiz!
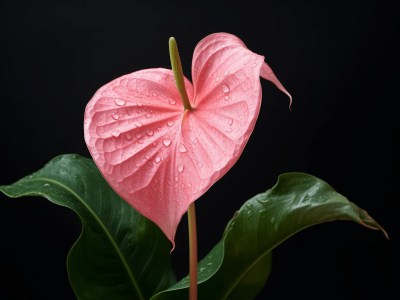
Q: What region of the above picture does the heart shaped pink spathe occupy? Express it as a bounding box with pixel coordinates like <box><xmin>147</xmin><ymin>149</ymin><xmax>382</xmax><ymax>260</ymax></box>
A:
<box><xmin>84</xmin><ymin>33</ymin><xmax>291</xmax><ymax>247</ymax></box>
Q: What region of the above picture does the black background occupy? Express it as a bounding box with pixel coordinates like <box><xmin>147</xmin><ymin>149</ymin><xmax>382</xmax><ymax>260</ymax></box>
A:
<box><xmin>1</xmin><ymin>1</ymin><xmax>399</xmax><ymax>299</ymax></box>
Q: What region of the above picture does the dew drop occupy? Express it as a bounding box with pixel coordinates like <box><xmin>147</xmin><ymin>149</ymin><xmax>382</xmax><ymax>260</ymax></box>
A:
<box><xmin>43</xmin><ymin>183</ymin><xmax>50</xmax><ymax>187</ymax></box>
<box><xmin>111</xmin><ymin>113</ymin><xmax>120</xmax><ymax>120</ymax></box>
<box><xmin>224</xmin><ymin>71</ymin><xmax>229</xmax><ymax>77</ymax></box>
<box><xmin>222</xmin><ymin>85</ymin><xmax>230</xmax><ymax>93</ymax></box>
<box><xmin>135</xmin><ymin>122</ymin><xmax>143</xmax><ymax>128</ymax></box>
<box><xmin>178</xmin><ymin>144</ymin><xmax>187</xmax><ymax>153</ymax></box>
<box><xmin>169</xmin><ymin>99</ymin><xmax>176</xmax><ymax>105</ymax></box>
<box><xmin>224</xmin><ymin>95</ymin><xmax>230</xmax><ymax>101</ymax></box>
<box><xmin>125</xmin><ymin>133</ymin><xmax>133</xmax><ymax>140</ymax></box>
<box><xmin>114</xmin><ymin>99</ymin><xmax>126</xmax><ymax>106</ymax></box>
<box><xmin>146</xmin><ymin>113</ymin><xmax>152</xmax><ymax>118</ymax></box>
<box><xmin>137</xmin><ymin>102</ymin><xmax>143</xmax><ymax>107</ymax></box>
<box><xmin>155</xmin><ymin>156</ymin><xmax>161</xmax><ymax>163</ymax></box>
<box><xmin>152</xmin><ymin>141</ymin><xmax>158</xmax><ymax>147</ymax></box>
<box><xmin>112</xmin><ymin>131</ymin><xmax>120</xmax><ymax>137</ymax></box>
<box><xmin>146</xmin><ymin>130</ymin><xmax>154</xmax><ymax>136</ymax></box>
<box><xmin>175</xmin><ymin>176</ymin><xmax>179</xmax><ymax>182</ymax></box>
<box><xmin>163</xmin><ymin>139</ymin><xmax>172</xmax><ymax>147</ymax></box>
<box><xmin>138</xmin><ymin>139</ymin><xmax>144</xmax><ymax>144</ymax></box>
<box><xmin>177</xmin><ymin>164</ymin><xmax>184</xmax><ymax>172</ymax></box>
<box><xmin>135</xmin><ymin>133</ymin><xmax>142</xmax><ymax>139</ymax></box>
<box><xmin>167</xmin><ymin>121</ymin><xmax>175</xmax><ymax>127</ymax></box>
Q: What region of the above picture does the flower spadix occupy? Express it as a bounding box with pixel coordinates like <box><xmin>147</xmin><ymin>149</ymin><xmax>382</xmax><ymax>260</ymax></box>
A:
<box><xmin>84</xmin><ymin>33</ymin><xmax>291</xmax><ymax>247</ymax></box>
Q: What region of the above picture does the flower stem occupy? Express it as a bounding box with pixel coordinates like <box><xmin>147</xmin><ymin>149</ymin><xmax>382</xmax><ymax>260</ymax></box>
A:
<box><xmin>169</xmin><ymin>37</ymin><xmax>193</xmax><ymax>111</ymax></box>
<box><xmin>187</xmin><ymin>202</ymin><xmax>198</xmax><ymax>300</ymax></box>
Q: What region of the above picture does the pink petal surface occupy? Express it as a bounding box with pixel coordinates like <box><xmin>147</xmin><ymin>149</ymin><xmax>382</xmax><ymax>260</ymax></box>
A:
<box><xmin>84</xmin><ymin>33</ymin><xmax>291</xmax><ymax>247</ymax></box>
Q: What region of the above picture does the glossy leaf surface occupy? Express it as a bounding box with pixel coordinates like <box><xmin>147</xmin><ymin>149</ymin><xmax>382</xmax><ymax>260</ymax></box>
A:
<box><xmin>84</xmin><ymin>33</ymin><xmax>292</xmax><ymax>246</ymax></box>
<box><xmin>152</xmin><ymin>173</ymin><xmax>387</xmax><ymax>300</ymax></box>
<box><xmin>0</xmin><ymin>154</ymin><xmax>176</xmax><ymax>300</ymax></box>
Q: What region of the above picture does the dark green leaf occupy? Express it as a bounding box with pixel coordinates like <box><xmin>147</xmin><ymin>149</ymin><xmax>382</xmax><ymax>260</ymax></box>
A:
<box><xmin>152</xmin><ymin>172</ymin><xmax>387</xmax><ymax>300</ymax></box>
<box><xmin>0</xmin><ymin>154</ymin><xmax>176</xmax><ymax>300</ymax></box>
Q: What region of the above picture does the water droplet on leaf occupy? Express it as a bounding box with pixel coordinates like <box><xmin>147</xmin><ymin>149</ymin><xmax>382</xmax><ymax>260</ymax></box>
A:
<box><xmin>114</xmin><ymin>99</ymin><xmax>126</xmax><ymax>106</ymax></box>
<box><xmin>163</xmin><ymin>139</ymin><xmax>172</xmax><ymax>147</ymax></box>
<box><xmin>125</xmin><ymin>133</ymin><xmax>133</xmax><ymax>140</ymax></box>
<box><xmin>179</xmin><ymin>144</ymin><xmax>187</xmax><ymax>153</ymax></box>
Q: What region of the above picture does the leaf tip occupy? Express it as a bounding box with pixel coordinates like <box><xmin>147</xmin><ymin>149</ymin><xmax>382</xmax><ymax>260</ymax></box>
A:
<box><xmin>360</xmin><ymin>209</ymin><xmax>390</xmax><ymax>240</ymax></box>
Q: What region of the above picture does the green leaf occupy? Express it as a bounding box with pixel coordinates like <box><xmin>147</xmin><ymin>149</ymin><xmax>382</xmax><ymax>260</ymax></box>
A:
<box><xmin>152</xmin><ymin>172</ymin><xmax>387</xmax><ymax>300</ymax></box>
<box><xmin>0</xmin><ymin>154</ymin><xmax>176</xmax><ymax>300</ymax></box>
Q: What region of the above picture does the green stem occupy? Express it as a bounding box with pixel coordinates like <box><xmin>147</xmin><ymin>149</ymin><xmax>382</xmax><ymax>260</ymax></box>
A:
<box><xmin>187</xmin><ymin>202</ymin><xmax>198</xmax><ymax>300</ymax></box>
<box><xmin>169</xmin><ymin>37</ymin><xmax>193</xmax><ymax>111</ymax></box>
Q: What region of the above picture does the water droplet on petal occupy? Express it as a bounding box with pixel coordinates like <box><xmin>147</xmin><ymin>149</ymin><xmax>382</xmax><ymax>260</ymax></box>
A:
<box><xmin>114</xmin><ymin>99</ymin><xmax>126</xmax><ymax>106</ymax></box>
<box><xmin>228</xmin><ymin>118</ymin><xmax>233</xmax><ymax>125</ymax></box>
<box><xmin>135</xmin><ymin>122</ymin><xmax>143</xmax><ymax>128</ymax></box>
<box><xmin>135</xmin><ymin>133</ymin><xmax>142</xmax><ymax>139</ymax></box>
<box><xmin>163</xmin><ymin>139</ymin><xmax>172</xmax><ymax>147</ymax></box>
<box><xmin>192</xmin><ymin>137</ymin><xmax>198</xmax><ymax>144</ymax></box>
<box><xmin>155</xmin><ymin>156</ymin><xmax>161</xmax><ymax>163</ymax></box>
<box><xmin>222</xmin><ymin>85</ymin><xmax>230</xmax><ymax>93</ymax></box>
<box><xmin>111</xmin><ymin>113</ymin><xmax>120</xmax><ymax>120</ymax></box>
<box><xmin>152</xmin><ymin>141</ymin><xmax>158</xmax><ymax>147</ymax></box>
<box><xmin>179</xmin><ymin>144</ymin><xmax>187</xmax><ymax>153</ymax></box>
<box><xmin>177</xmin><ymin>164</ymin><xmax>184</xmax><ymax>172</ymax></box>
<box><xmin>169</xmin><ymin>99</ymin><xmax>176</xmax><ymax>105</ymax></box>
<box><xmin>125</xmin><ymin>133</ymin><xmax>133</xmax><ymax>140</ymax></box>
<box><xmin>146</xmin><ymin>130</ymin><xmax>154</xmax><ymax>136</ymax></box>
<box><xmin>167</xmin><ymin>121</ymin><xmax>175</xmax><ymax>127</ymax></box>
<box><xmin>146</xmin><ymin>113</ymin><xmax>152</xmax><ymax>118</ymax></box>
<box><xmin>224</xmin><ymin>95</ymin><xmax>230</xmax><ymax>101</ymax></box>
<box><xmin>112</xmin><ymin>131</ymin><xmax>120</xmax><ymax>137</ymax></box>
<box><xmin>224</xmin><ymin>71</ymin><xmax>229</xmax><ymax>77</ymax></box>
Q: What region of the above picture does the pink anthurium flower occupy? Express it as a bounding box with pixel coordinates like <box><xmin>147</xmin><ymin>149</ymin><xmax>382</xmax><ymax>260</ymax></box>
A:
<box><xmin>84</xmin><ymin>33</ymin><xmax>291</xmax><ymax>247</ymax></box>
